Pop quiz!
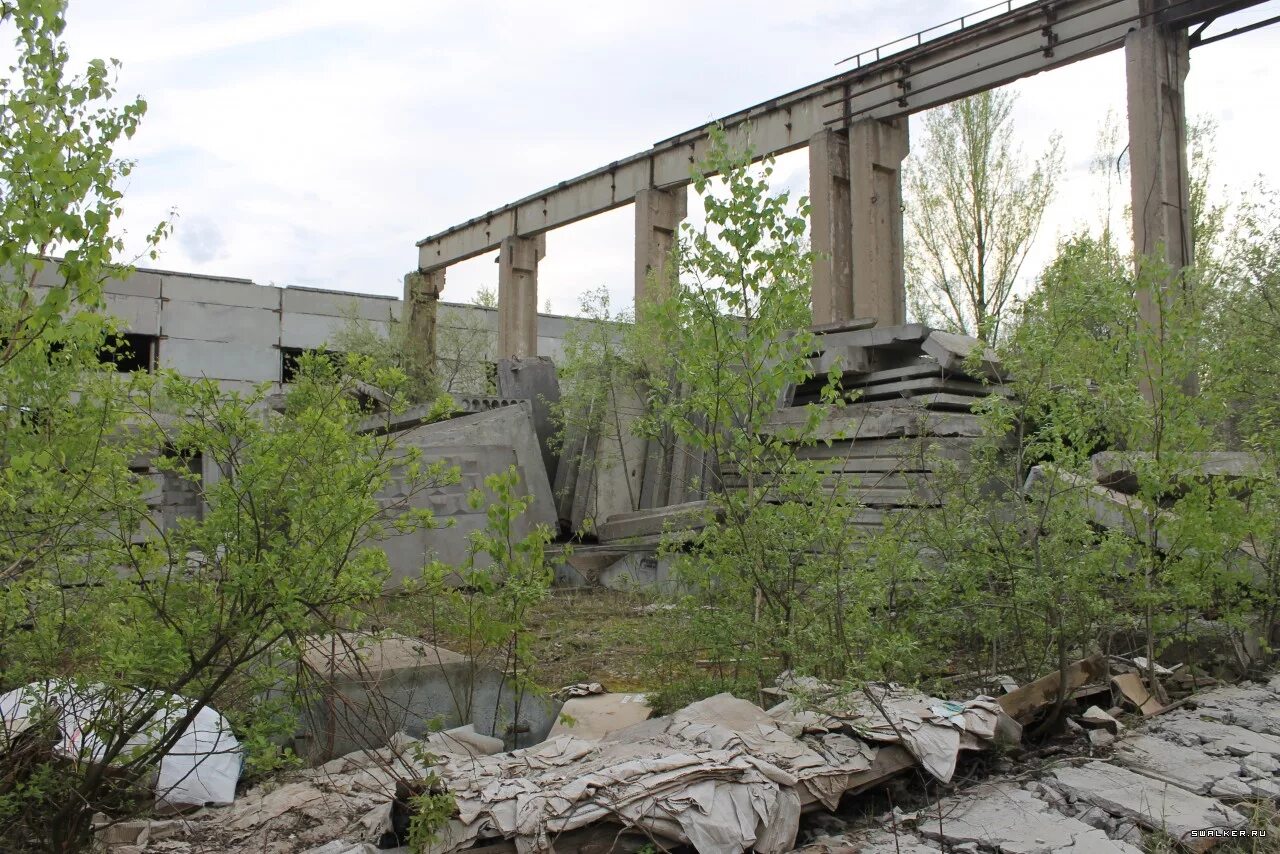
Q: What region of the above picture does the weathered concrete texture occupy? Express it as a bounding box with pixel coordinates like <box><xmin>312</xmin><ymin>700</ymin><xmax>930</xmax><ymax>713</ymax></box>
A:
<box><xmin>767</xmin><ymin>402</ymin><xmax>986</xmax><ymax>442</ymax></box>
<box><xmin>1091</xmin><ymin>451</ymin><xmax>1262</xmax><ymax>495</ymax></box>
<box><xmin>849</xmin><ymin>118</ymin><xmax>908</xmax><ymax>327</ymax></box>
<box><xmin>809</xmin><ymin>127</ymin><xmax>853</xmax><ymax>326</ymax></box>
<box><xmin>295</xmin><ymin>633</ymin><xmax>560</xmax><ymax>762</ymax></box>
<box><xmin>634</xmin><ymin>186</ymin><xmax>686</xmax><ymax>304</ymax></box>
<box><xmin>596</xmin><ymin>500</ymin><xmax>718</xmax><ymax>543</ymax></box>
<box><xmin>1180</xmin><ymin>684</ymin><xmax>1280</xmax><ymax>737</ymax></box>
<box><xmin>1112</xmin><ymin>733</ymin><xmax>1246</xmax><ymax>795</ymax></box>
<box><xmin>497</xmin><ymin>234</ymin><xmax>545</xmax><ymax>359</ymax></box>
<box><xmin>1126</xmin><ymin>9</ymin><xmax>1194</xmax><ymax>401</ymax></box>
<box><xmin>918</xmin><ymin>782</ymin><xmax>1142</xmax><ymax>854</ymax></box>
<box><xmin>496</xmin><ymin>356</ymin><xmax>561</xmax><ymax>482</ymax></box>
<box><xmin>375</xmin><ymin>404</ymin><xmax>555</xmax><ymax>585</ymax></box>
<box><xmin>921</xmin><ymin>330</ymin><xmax>1005</xmax><ymax>382</ymax></box>
<box><xmin>1050</xmin><ymin>760</ymin><xmax>1246</xmax><ymax>851</ymax></box>
<box><xmin>403</xmin><ymin>268</ymin><xmax>444</xmax><ymax>387</ymax></box>
<box><xmin>1151</xmin><ymin>712</ymin><xmax>1280</xmax><ymax>758</ymax></box>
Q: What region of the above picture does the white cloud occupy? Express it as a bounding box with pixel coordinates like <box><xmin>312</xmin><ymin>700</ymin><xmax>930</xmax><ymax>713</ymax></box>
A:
<box><xmin>57</xmin><ymin>0</ymin><xmax>1280</xmax><ymax>315</ymax></box>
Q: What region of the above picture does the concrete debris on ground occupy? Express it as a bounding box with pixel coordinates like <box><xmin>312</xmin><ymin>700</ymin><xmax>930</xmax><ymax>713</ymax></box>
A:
<box><xmin>105</xmin><ymin>672</ymin><xmax>1280</xmax><ymax>853</ymax></box>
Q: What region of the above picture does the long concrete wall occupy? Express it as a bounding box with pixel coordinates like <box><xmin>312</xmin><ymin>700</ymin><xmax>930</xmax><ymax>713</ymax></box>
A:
<box><xmin>31</xmin><ymin>261</ymin><xmax>573</xmax><ymax>392</ymax></box>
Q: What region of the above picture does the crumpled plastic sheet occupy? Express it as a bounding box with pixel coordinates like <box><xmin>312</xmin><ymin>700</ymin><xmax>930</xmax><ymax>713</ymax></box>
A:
<box><xmin>0</xmin><ymin>680</ymin><xmax>241</xmax><ymax>810</ymax></box>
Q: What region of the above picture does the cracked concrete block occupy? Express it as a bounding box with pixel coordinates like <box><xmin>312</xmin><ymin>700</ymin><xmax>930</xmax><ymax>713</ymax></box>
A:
<box><xmin>1155</xmin><ymin>714</ymin><xmax>1280</xmax><ymax>758</ymax></box>
<box><xmin>1089</xmin><ymin>729</ymin><xmax>1117</xmax><ymax>749</ymax></box>
<box><xmin>1113</xmin><ymin>734</ymin><xmax>1245</xmax><ymax>795</ymax></box>
<box><xmin>1051</xmin><ymin>760</ymin><xmax>1246</xmax><ymax>852</ymax></box>
<box><xmin>1210</xmin><ymin>776</ymin><xmax>1253</xmax><ymax>799</ymax></box>
<box><xmin>1243</xmin><ymin>752</ymin><xmax>1280</xmax><ymax>775</ymax></box>
<box><xmin>1248</xmin><ymin>777</ymin><xmax>1280</xmax><ymax>800</ymax></box>
<box><xmin>916</xmin><ymin>781</ymin><xmax>1142</xmax><ymax>853</ymax></box>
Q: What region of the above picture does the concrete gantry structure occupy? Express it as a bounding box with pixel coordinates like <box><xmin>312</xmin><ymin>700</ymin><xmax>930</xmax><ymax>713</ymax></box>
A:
<box><xmin>412</xmin><ymin>0</ymin><xmax>1272</xmax><ymax>348</ymax></box>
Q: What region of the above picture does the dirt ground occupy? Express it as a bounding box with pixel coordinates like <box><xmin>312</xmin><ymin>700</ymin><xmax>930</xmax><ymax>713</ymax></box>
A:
<box><xmin>522</xmin><ymin>587</ymin><xmax>658</xmax><ymax>693</ymax></box>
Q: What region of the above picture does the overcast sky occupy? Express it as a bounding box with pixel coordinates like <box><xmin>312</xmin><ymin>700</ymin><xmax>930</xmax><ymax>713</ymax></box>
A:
<box><xmin>64</xmin><ymin>0</ymin><xmax>1280</xmax><ymax>315</ymax></box>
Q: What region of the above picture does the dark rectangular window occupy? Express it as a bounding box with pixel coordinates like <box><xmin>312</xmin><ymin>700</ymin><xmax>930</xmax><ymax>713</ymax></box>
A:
<box><xmin>280</xmin><ymin>346</ymin><xmax>342</xmax><ymax>384</ymax></box>
<box><xmin>99</xmin><ymin>333</ymin><xmax>157</xmax><ymax>373</ymax></box>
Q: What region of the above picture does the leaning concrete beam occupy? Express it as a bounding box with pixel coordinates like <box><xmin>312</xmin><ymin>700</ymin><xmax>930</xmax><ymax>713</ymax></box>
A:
<box><xmin>417</xmin><ymin>0</ymin><xmax>1189</xmax><ymax>271</ymax></box>
<box><xmin>1091</xmin><ymin>450</ymin><xmax>1262</xmax><ymax>494</ymax></box>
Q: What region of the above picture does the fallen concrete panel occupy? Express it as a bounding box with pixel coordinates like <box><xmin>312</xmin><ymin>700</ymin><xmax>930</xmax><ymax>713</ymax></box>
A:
<box><xmin>1151</xmin><ymin>712</ymin><xmax>1280</xmax><ymax>757</ymax></box>
<box><xmin>596</xmin><ymin>500</ymin><xmax>718</xmax><ymax>543</ymax></box>
<box><xmin>920</xmin><ymin>330</ymin><xmax>1005</xmax><ymax>382</ymax></box>
<box><xmin>1112</xmin><ymin>734</ymin><xmax>1245</xmax><ymax>794</ymax></box>
<box><xmin>1091</xmin><ymin>451</ymin><xmax>1262</xmax><ymax>495</ymax></box>
<box><xmin>375</xmin><ymin>403</ymin><xmax>556</xmax><ymax>585</ymax></box>
<box><xmin>916</xmin><ymin>781</ymin><xmax>1142</xmax><ymax>854</ymax></box>
<box><xmin>546</xmin><ymin>692</ymin><xmax>652</xmax><ymax>741</ymax></box>
<box><xmin>1051</xmin><ymin>760</ymin><xmax>1246</xmax><ymax>852</ymax></box>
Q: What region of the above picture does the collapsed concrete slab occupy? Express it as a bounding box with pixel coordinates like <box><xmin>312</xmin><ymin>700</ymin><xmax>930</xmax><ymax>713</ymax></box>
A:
<box><xmin>1112</xmin><ymin>733</ymin><xmax>1246</xmax><ymax>795</ymax></box>
<box><xmin>916</xmin><ymin>781</ymin><xmax>1142</xmax><ymax>854</ymax></box>
<box><xmin>1050</xmin><ymin>760</ymin><xmax>1246</xmax><ymax>852</ymax></box>
<box><xmin>596</xmin><ymin>499</ymin><xmax>719</xmax><ymax>544</ymax></box>
<box><xmin>1091</xmin><ymin>451</ymin><xmax>1262</xmax><ymax>495</ymax></box>
<box><xmin>370</xmin><ymin>403</ymin><xmax>556</xmax><ymax>586</ymax></box>
<box><xmin>920</xmin><ymin>329</ymin><xmax>1005</xmax><ymax>382</ymax></box>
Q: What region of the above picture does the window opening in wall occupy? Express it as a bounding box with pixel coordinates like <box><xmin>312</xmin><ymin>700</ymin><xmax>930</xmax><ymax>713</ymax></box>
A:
<box><xmin>280</xmin><ymin>346</ymin><xmax>343</xmax><ymax>384</ymax></box>
<box><xmin>99</xmin><ymin>332</ymin><xmax>158</xmax><ymax>373</ymax></box>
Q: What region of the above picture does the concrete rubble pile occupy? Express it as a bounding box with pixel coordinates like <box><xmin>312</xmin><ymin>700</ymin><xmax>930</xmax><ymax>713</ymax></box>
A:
<box><xmin>562</xmin><ymin>323</ymin><xmax>1011</xmax><ymax>588</ymax></box>
<box><xmin>798</xmin><ymin>674</ymin><xmax>1280</xmax><ymax>854</ymax></box>
<box><xmin>114</xmin><ymin>685</ymin><xmax>1007</xmax><ymax>854</ymax></box>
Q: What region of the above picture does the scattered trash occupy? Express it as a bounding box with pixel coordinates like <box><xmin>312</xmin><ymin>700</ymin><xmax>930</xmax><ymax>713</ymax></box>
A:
<box><xmin>1111</xmin><ymin>672</ymin><xmax>1164</xmax><ymax>716</ymax></box>
<box><xmin>0</xmin><ymin>680</ymin><xmax>241</xmax><ymax>811</ymax></box>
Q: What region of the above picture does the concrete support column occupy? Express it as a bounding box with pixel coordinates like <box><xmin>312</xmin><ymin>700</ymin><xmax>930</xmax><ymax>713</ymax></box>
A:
<box><xmin>497</xmin><ymin>235</ymin><xmax>545</xmax><ymax>359</ymax></box>
<box><xmin>1125</xmin><ymin>5</ymin><xmax>1194</xmax><ymax>399</ymax></box>
<box><xmin>403</xmin><ymin>268</ymin><xmax>445</xmax><ymax>386</ymax></box>
<box><xmin>809</xmin><ymin>128</ymin><xmax>854</xmax><ymax>325</ymax></box>
<box><xmin>634</xmin><ymin>187</ymin><xmax>687</xmax><ymax>306</ymax></box>
<box><xmin>849</xmin><ymin>117</ymin><xmax>909</xmax><ymax>327</ymax></box>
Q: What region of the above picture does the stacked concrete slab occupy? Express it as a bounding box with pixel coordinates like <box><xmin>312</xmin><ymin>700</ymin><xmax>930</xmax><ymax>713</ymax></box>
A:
<box><xmin>756</xmin><ymin>323</ymin><xmax>1009</xmax><ymax>529</ymax></box>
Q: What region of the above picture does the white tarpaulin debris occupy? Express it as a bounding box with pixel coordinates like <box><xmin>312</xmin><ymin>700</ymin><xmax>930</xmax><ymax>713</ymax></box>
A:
<box><xmin>767</xmin><ymin>677</ymin><xmax>1002</xmax><ymax>782</ymax></box>
<box><xmin>0</xmin><ymin>681</ymin><xmax>241</xmax><ymax>810</ymax></box>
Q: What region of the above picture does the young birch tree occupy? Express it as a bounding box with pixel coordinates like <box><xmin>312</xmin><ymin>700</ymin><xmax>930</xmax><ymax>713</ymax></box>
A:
<box><xmin>906</xmin><ymin>89</ymin><xmax>1063</xmax><ymax>341</ymax></box>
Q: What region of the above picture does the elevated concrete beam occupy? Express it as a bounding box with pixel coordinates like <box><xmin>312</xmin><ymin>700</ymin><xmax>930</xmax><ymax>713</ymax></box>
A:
<box><xmin>497</xmin><ymin>235</ymin><xmax>545</xmax><ymax>359</ymax></box>
<box><xmin>849</xmin><ymin>117</ymin><xmax>909</xmax><ymax>326</ymax></box>
<box><xmin>634</xmin><ymin>187</ymin><xmax>687</xmax><ymax>305</ymax></box>
<box><xmin>417</xmin><ymin>0</ymin><xmax>1173</xmax><ymax>272</ymax></box>
<box><xmin>809</xmin><ymin>128</ymin><xmax>853</xmax><ymax>325</ymax></box>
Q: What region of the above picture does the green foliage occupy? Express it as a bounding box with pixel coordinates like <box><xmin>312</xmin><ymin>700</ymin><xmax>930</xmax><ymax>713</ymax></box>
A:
<box><xmin>406</xmin><ymin>772</ymin><xmax>457</xmax><ymax>853</ymax></box>
<box><xmin>550</xmin><ymin>286</ymin><xmax>642</xmax><ymax>526</ymax></box>
<box><xmin>906</xmin><ymin>89</ymin><xmax>1063</xmax><ymax>340</ymax></box>
<box><xmin>0</xmin><ymin>0</ymin><xmax>168</xmax><ymax>368</ymax></box>
<box><xmin>332</xmin><ymin>300</ymin><xmax>496</xmax><ymax>402</ymax></box>
<box><xmin>408</xmin><ymin>465</ymin><xmax>555</xmax><ymax>735</ymax></box>
<box><xmin>633</xmin><ymin>127</ymin><xmax>919</xmax><ymax>700</ymax></box>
